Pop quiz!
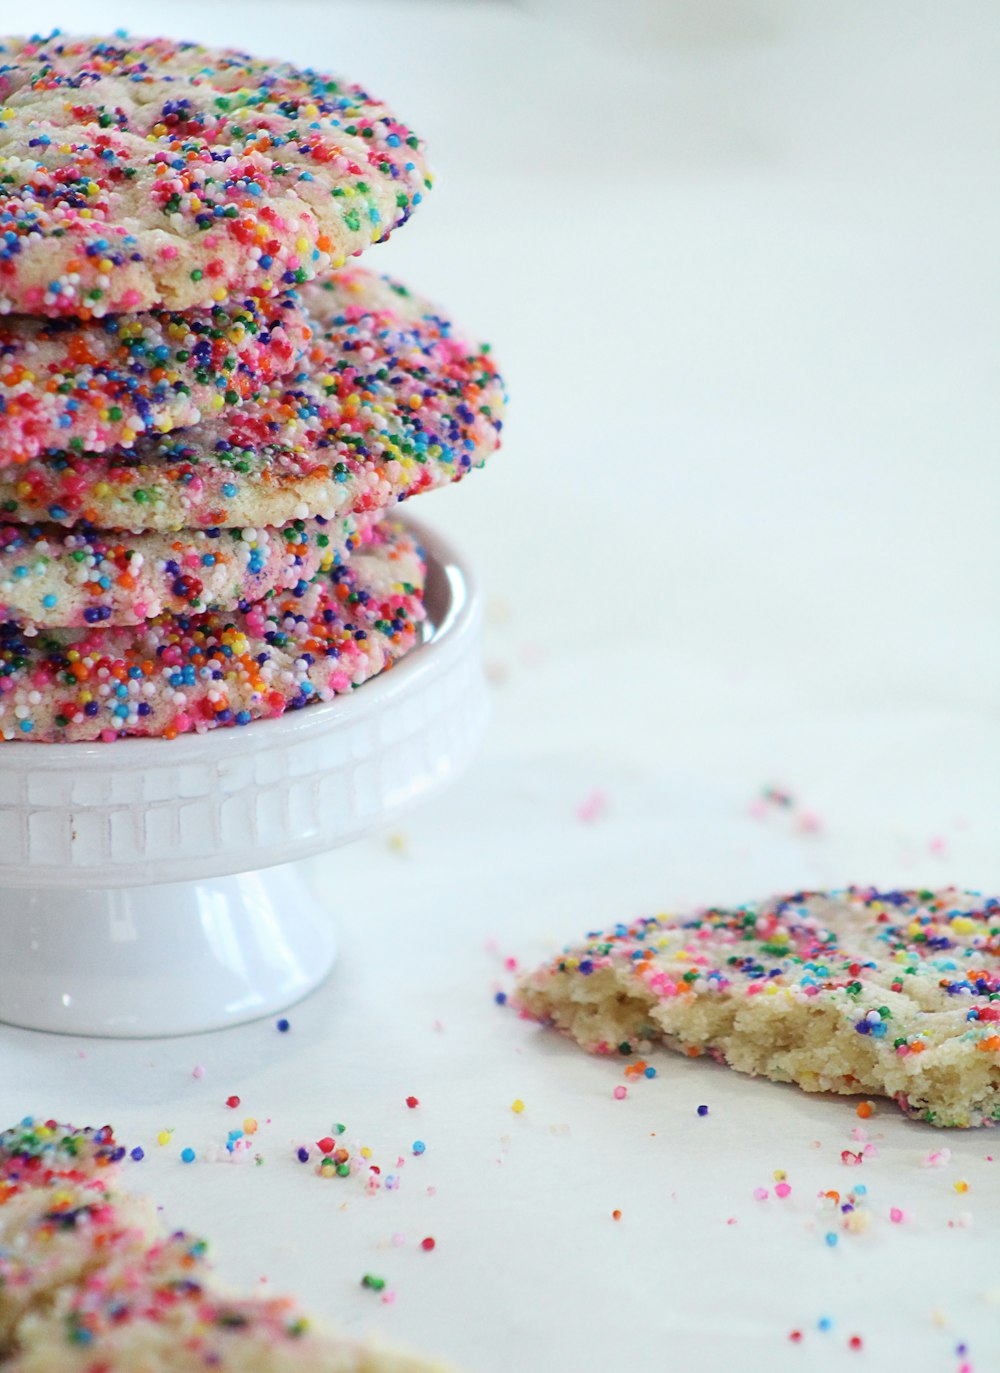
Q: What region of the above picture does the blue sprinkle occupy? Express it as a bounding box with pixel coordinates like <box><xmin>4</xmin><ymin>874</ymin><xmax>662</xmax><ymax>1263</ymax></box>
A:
<box><xmin>130</xmin><ymin>1146</ymin><xmax>144</xmax><ymax>1161</ymax></box>
<box><xmin>412</xmin><ymin>1140</ymin><xmax>426</xmax><ymax>1155</ymax></box>
<box><xmin>276</xmin><ymin>1017</ymin><xmax>290</xmax><ymax>1032</ymax></box>
<box><xmin>180</xmin><ymin>1147</ymin><xmax>195</xmax><ymax>1163</ymax></box>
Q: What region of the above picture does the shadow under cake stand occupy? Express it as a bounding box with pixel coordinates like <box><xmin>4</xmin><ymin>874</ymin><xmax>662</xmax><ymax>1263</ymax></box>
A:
<box><xmin>0</xmin><ymin>517</ymin><xmax>487</xmax><ymax>1038</ymax></box>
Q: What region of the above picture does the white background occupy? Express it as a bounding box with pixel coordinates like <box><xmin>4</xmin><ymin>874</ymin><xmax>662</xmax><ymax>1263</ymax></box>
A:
<box><xmin>2</xmin><ymin>2</ymin><xmax>999</xmax><ymax>1370</ymax></box>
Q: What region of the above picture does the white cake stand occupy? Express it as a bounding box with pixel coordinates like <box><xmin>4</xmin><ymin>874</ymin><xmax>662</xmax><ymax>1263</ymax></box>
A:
<box><xmin>0</xmin><ymin>517</ymin><xmax>487</xmax><ymax>1038</ymax></box>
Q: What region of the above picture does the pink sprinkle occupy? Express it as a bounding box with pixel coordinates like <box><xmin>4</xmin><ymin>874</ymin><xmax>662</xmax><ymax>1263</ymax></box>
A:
<box><xmin>503</xmin><ymin>956</ymin><xmax>518</xmax><ymax>971</ymax></box>
<box><xmin>159</xmin><ymin>244</ymin><xmax>180</xmax><ymax>260</ymax></box>
<box><xmin>923</xmin><ymin>1148</ymin><xmax>952</xmax><ymax>1167</ymax></box>
<box><xmin>381</xmin><ymin>1290</ymin><xmax>396</xmax><ymax>1306</ymax></box>
<box><xmin>928</xmin><ymin>836</ymin><xmax>948</xmax><ymax>855</ymax></box>
<box><xmin>577</xmin><ymin>789</ymin><xmax>609</xmax><ymax>823</ymax></box>
<box><xmin>774</xmin><ymin>1182</ymin><xmax>792</xmax><ymax>1199</ymax></box>
<box><xmin>797</xmin><ymin>809</ymin><xmax>822</xmax><ymax>833</ymax></box>
<box><xmin>841</xmin><ymin>1151</ymin><xmax>863</xmax><ymax>1167</ymax></box>
<box><xmin>613</xmin><ymin>1086</ymin><xmax>627</xmax><ymax>1101</ymax></box>
<box><xmin>120</xmin><ymin>289</ymin><xmax>143</xmax><ymax>309</ymax></box>
<box><xmin>192</xmin><ymin>1065</ymin><xmax>205</xmax><ymax>1079</ymax></box>
<box><xmin>889</xmin><ymin>1207</ymin><xmax>905</xmax><ymax>1223</ymax></box>
<box><xmin>726</xmin><ymin>1217</ymin><xmax>737</xmax><ymax>1225</ymax></box>
<box><xmin>753</xmin><ymin>1187</ymin><xmax>769</xmax><ymax>1201</ymax></box>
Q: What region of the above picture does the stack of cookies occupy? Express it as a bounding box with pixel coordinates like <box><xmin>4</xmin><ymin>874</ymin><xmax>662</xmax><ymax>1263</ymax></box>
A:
<box><xmin>0</xmin><ymin>33</ymin><xmax>504</xmax><ymax>742</ymax></box>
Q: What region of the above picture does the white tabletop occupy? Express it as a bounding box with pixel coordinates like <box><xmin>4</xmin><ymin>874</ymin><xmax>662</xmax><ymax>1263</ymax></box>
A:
<box><xmin>3</xmin><ymin>2</ymin><xmax>999</xmax><ymax>1371</ymax></box>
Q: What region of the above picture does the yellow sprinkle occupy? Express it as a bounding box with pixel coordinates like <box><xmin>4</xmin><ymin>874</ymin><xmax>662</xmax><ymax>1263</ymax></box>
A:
<box><xmin>243</xmin><ymin>1117</ymin><xmax>258</xmax><ymax>1134</ymax></box>
<box><xmin>773</xmin><ymin>1169</ymin><xmax>786</xmax><ymax>1181</ymax></box>
<box><xmin>157</xmin><ymin>1130</ymin><xmax>172</xmax><ymax>1146</ymax></box>
<box><xmin>955</xmin><ymin>1179</ymin><xmax>970</xmax><ymax>1193</ymax></box>
<box><xmin>511</xmin><ymin>1099</ymin><xmax>525</xmax><ymax>1114</ymax></box>
<box><xmin>295</xmin><ymin>236</ymin><xmax>309</xmax><ymax>253</ymax></box>
<box><xmin>303</xmin><ymin>104</ymin><xmax>319</xmax><ymax>118</ymax></box>
<box><xmin>360</xmin><ymin>1146</ymin><xmax>372</xmax><ymax>1159</ymax></box>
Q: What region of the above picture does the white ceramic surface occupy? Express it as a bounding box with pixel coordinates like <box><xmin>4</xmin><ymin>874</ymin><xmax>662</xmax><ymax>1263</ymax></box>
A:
<box><xmin>0</xmin><ymin>517</ymin><xmax>487</xmax><ymax>1036</ymax></box>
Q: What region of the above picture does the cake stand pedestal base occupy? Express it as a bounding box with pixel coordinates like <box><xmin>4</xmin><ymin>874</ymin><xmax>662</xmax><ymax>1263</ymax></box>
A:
<box><xmin>0</xmin><ymin>863</ymin><xmax>336</xmax><ymax>1037</ymax></box>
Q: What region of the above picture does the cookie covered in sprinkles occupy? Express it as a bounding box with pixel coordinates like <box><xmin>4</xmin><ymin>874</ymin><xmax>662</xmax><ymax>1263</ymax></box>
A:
<box><xmin>0</xmin><ymin>32</ymin><xmax>430</xmax><ymax>315</ymax></box>
<box><xmin>0</xmin><ymin>518</ymin><xmax>425</xmax><ymax>741</ymax></box>
<box><xmin>0</xmin><ymin>290</ymin><xmax>310</xmax><ymax>462</ymax></box>
<box><xmin>0</xmin><ymin>1120</ymin><xmax>452</xmax><ymax>1371</ymax></box>
<box><xmin>0</xmin><ymin>267</ymin><xmax>505</xmax><ymax>531</ymax></box>
<box><xmin>517</xmin><ymin>888</ymin><xmax>1000</xmax><ymax>1128</ymax></box>
<box><xmin>0</xmin><ymin>509</ymin><xmax>376</xmax><ymax>627</ymax></box>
